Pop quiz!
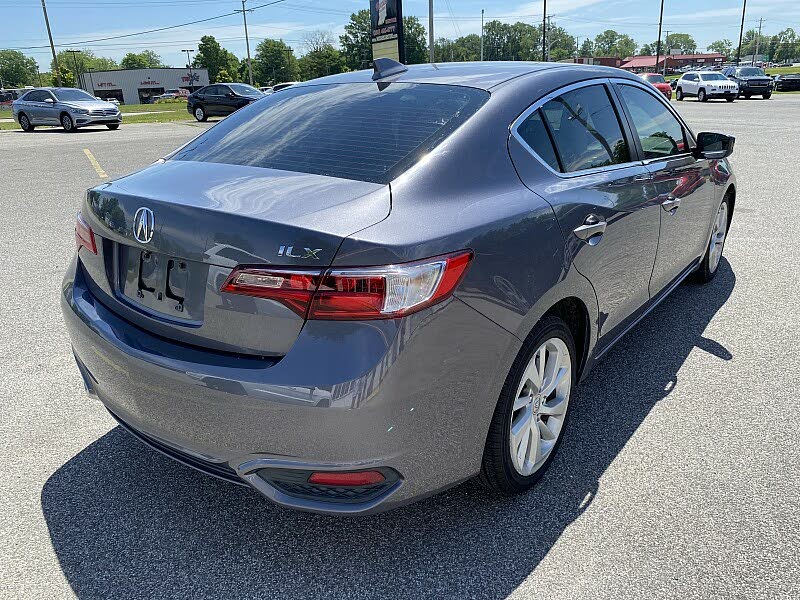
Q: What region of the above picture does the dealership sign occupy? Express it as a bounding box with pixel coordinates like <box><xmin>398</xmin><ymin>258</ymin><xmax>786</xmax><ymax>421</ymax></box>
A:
<box><xmin>370</xmin><ymin>0</ymin><xmax>405</xmax><ymax>63</ymax></box>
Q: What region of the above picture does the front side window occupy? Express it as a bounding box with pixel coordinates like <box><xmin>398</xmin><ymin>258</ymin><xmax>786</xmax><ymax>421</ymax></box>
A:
<box><xmin>539</xmin><ymin>84</ymin><xmax>630</xmax><ymax>173</ymax></box>
<box><xmin>25</xmin><ymin>90</ymin><xmax>48</xmax><ymax>102</ymax></box>
<box><xmin>173</xmin><ymin>82</ymin><xmax>489</xmax><ymax>184</ymax></box>
<box><xmin>618</xmin><ymin>85</ymin><xmax>686</xmax><ymax>159</ymax></box>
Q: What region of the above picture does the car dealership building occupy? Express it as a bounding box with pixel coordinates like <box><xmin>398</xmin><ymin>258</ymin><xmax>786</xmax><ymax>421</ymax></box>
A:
<box><xmin>78</xmin><ymin>67</ymin><xmax>210</xmax><ymax>105</ymax></box>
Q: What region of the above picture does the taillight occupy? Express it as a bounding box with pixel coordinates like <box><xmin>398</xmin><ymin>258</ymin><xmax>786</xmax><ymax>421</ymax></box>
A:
<box><xmin>220</xmin><ymin>250</ymin><xmax>473</xmax><ymax>320</ymax></box>
<box><xmin>75</xmin><ymin>211</ymin><xmax>97</xmax><ymax>255</ymax></box>
<box><xmin>220</xmin><ymin>268</ymin><xmax>321</xmax><ymax>317</ymax></box>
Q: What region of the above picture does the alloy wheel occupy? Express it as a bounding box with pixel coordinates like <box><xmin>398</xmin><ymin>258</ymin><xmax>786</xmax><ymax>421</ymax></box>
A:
<box><xmin>708</xmin><ymin>202</ymin><xmax>728</xmax><ymax>273</ymax></box>
<box><xmin>195</xmin><ymin>107</ymin><xmax>204</xmax><ymax>121</ymax></box>
<box><xmin>19</xmin><ymin>115</ymin><xmax>30</xmax><ymax>130</ymax></box>
<box><xmin>62</xmin><ymin>115</ymin><xmax>73</xmax><ymax>131</ymax></box>
<box><xmin>509</xmin><ymin>337</ymin><xmax>572</xmax><ymax>477</ymax></box>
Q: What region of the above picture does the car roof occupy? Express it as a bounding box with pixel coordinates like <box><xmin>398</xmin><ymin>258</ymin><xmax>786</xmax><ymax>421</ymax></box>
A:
<box><xmin>293</xmin><ymin>61</ymin><xmax>633</xmax><ymax>91</ymax></box>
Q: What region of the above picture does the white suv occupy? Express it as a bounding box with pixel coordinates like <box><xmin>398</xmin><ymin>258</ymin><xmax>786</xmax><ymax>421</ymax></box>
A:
<box><xmin>676</xmin><ymin>71</ymin><xmax>738</xmax><ymax>102</ymax></box>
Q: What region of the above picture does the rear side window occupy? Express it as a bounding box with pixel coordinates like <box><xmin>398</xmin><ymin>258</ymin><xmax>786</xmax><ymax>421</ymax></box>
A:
<box><xmin>516</xmin><ymin>110</ymin><xmax>561</xmax><ymax>171</ymax></box>
<box><xmin>173</xmin><ymin>83</ymin><xmax>489</xmax><ymax>184</ymax></box>
<box><xmin>618</xmin><ymin>85</ymin><xmax>686</xmax><ymax>159</ymax></box>
<box><xmin>539</xmin><ymin>84</ymin><xmax>630</xmax><ymax>173</ymax></box>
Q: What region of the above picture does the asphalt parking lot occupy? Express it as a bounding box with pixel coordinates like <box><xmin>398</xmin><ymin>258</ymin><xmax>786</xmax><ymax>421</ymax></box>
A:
<box><xmin>1</xmin><ymin>95</ymin><xmax>798</xmax><ymax>600</ymax></box>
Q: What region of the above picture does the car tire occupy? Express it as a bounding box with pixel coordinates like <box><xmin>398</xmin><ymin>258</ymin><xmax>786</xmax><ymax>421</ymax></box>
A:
<box><xmin>726</xmin><ymin>96</ymin><xmax>735</xmax><ymax>102</ymax></box>
<box><xmin>744</xmin><ymin>93</ymin><xmax>752</xmax><ymax>99</ymax></box>
<box><xmin>61</xmin><ymin>113</ymin><xmax>75</xmax><ymax>132</ymax></box>
<box><xmin>194</xmin><ymin>106</ymin><xmax>207</xmax><ymax>122</ymax></box>
<box><xmin>698</xmin><ymin>88</ymin><xmax>707</xmax><ymax>102</ymax></box>
<box><xmin>762</xmin><ymin>92</ymin><xmax>772</xmax><ymax>99</ymax></box>
<box><xmin>694</xmin><ymin>197</ymin><xmax>730</xmax><ymax>284</ymax></box>
<box><xmin>106</xmin><ymin>124</ymin><xmax>120</xmax><ymax>130</ymax></box>
<box><xmin>18</xmin><ymin>113</ymin><xmax>34</xmax><ymax>132</ymax></box>
<box><xmin>676</xmin><ymin>87</ymin><xmax>684</xmax><ymax>101</ymax></box>
<box><xmin>479</xmin><ymin>315</ymin><xmax>576</xmax><ymax>495</ymax></box>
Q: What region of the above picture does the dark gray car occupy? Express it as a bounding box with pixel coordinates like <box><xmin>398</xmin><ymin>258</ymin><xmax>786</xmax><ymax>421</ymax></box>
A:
<box><xmin>13</xmin><ymin>87</ymin><xmax>122</xmax><ymax>132</ymax></box>
<box><xmin>61</xmin><ymin>61</ymin><xmax>737</xmax><ymax>514</ymax></box>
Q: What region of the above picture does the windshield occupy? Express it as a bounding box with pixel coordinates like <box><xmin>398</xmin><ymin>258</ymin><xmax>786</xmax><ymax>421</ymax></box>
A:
<box><xmin>53</xmin><ymin>88</ymin><xmax>96</xmax><ymax>102</ymax></box>
<box><xmin>737</xmin><ymin>67</ymin><xmax>766</xmax><ymax>77</ymax></box>
<box><xmin>642</xmin><ymin>74</ymin><xmax>666</xmax><ymax>84</ymax></box>
<box><xmin>228</xmin><ymin>84</ymin><xmax>262</xmax><ymax>96</ymax></box>
<box><xmin>172</xmin><ymin>83</ymin><xmax>489</xmax><ymax>184</ymax></box>
<box><xmin>700</xmin><ymin>73</ymin><xmax>728</xmax><ymax>81</ymax></box>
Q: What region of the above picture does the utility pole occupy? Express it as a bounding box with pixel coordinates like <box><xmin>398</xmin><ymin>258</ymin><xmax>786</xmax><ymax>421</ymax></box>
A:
<box><xmin>40</xmin><ymin>0</ymin><xmax>61</xmax><ymax>86</ymax></box>
<box><xmin>546</xmin><ymin>15</ymin><xmax>553</xmax><ymax>61</ymax></box>
<box><xmin>66</xmin><ymin>49</ymin><xmax>81</xmax><ymax>89</ymax></box>
<box><xmin>655</xmin><ymin>0</ymin><xmax>665</xmax><ymax>71</ymax></box>
<box><xmin>753</xmin><ymin>17</ymin><xmax>763</xmax><ymax>65</ymax></box>
<box><xmin>182</xmin><ymin>49</ymin><xmax>195</xmax><ymax>89</ymax></box>
<box><xmin>736</xmin><ymin>0</ymin><xmax>747</xmax><ymax>65</ymax></box>
<box><xmin>542</xmin><ymin>0</ymin><xmax>547</xmax><ymax>61</ymax></box>
<box><xmin>575</xmin><ymin>36</ymin><xmax>580</xmax><ymax>60</ymax></box>
<box><xmin>429</xmin><ymin>0</ymin><xmax>435</xmax><ymax>63</ymax></box>
<box><xmin>236</xmin><ymin>0</ymin><xmax>254</xmax><ymax>85</ymax></box>
<box><xmin>480</xmin><ymin>9</ymin><xmax>484</xmax><ymax>61</ymax></box>
<box><xmin>662</xmin><ymin>30</ymin><xmax>670</xmax><ymax>76</ymax></box>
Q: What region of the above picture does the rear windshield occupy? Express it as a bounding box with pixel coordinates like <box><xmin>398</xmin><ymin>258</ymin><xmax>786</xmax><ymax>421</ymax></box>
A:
<box><xmin>227</xmin><ymin>83</ymin><xmax>262</xmax><ymax>96</ymax></box>
<box><xmin>172</xmin><ymin>82</ymin><xmax>489</xmax><ymax>184</ymax></box>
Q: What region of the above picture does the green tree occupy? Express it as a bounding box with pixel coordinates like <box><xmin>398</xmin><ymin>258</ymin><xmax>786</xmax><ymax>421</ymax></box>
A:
<box><xmin>640</xmin><ymin>43</ymin><xmax>654</xmax><ymax>55</ymax></box>
<box><xmin>253</xmin><ymin>38</ymin><xmax>298</xmax><ymax>84</ymax></box>
<box><xmin>666</xmin><ymin>33</ymin><xmax>697</xmax><ymax>54</ymax></box>
<box><xmin>193</xmin><ymin>35</ymin><xmax>240</xmax><ymax>83</ymax></box>
<box><xmin>50</xmin><ymin>64</ymin><xmax>74</xmax><ymax>87</ymax></box>
<box><xmin>298</xmin><ymin>44</ymin><xmax>345</xmax><ymax>80</ymax></box>
<box><xmin>216</xmin><ymin>68</ymin><xmax>233</xmax><ymax>83</ymax></box>
<box><xmin>773</xmin><ymin>28</ymin><xmax>798</xmax><ymax>62</ymax></box>
<box><xmin>403</xmin><ymin>16</ymin><xmax>429</xmax><ymax>64</ymax></box>
<box><xmin>120</xmin><ymin>50</ymin><xmax>166</xmax><ymax>69</ymax></box>
<box><xmin>592</xmin><ymin>30</ymin><xmax>636</xmax><ymax>57</ymax></box>
<box><xmin>579</xmin><ymin>38</ymin><xmax>594</xmax><ymax>57</ymax></box>
<box><xmin>0</xmin><ymin>50</ymin><xmax>38</xmax><ymax>87</ymax></box>
<box><xmin>51</xmin><ymin>49</ymin><xmax>118</xmax><ymax>84</ymax></box>
<box><xmin>340</xmin><ymin>9</ymin><xmax>372</xmax><ymax>70</ymax></box>
<box><xmin>707</xmin><ymin>39</ymin><xmax>733</xmax><ymax>60</ymax></box>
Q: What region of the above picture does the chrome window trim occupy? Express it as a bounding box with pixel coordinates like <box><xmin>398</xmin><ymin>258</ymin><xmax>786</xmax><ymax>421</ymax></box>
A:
<box><xmin>510</xmin><ymin>78</ymin><xmax>643</xmax><ymax>179</ymax></box>
<box><xmin>610</xmin><ymin>78</ymin><xmax>696</xmax><ymax>163</ymax></box>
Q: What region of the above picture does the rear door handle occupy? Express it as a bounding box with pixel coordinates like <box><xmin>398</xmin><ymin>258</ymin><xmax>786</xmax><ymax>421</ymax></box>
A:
<box><xmin>661</xmin><ymin>197</ymin><xmax>681</xmax><ymax>212</ymax></box>
<box><xmin>573</xmin><ymin>215</ymin><xmax>607</xmax><ymax>245</ymax></box>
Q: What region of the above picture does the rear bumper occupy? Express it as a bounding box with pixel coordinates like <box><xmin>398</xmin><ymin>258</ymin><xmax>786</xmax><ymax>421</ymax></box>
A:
<box><xmin>62</xmin><ymin>256</ymin><xmax>519</xmax><ymax>514</ymax></box>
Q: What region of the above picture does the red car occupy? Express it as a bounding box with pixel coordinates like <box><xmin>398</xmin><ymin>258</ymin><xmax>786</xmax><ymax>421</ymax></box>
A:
<box><xmin>640</xmin><ymin>73</ymin><xmax>673</xmax><ymax>100</ymax></box>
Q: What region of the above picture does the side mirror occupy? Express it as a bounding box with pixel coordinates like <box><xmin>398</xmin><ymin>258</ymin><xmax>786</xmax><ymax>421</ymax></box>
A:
<box><xmin>695</xmin><ymin>131</ymin><xmax>735</xmax><ymax>160</ymax></box>
<box><xmin>44</xmin><ymin>98</ymin><xmax>55</xmax><ymax>103</ymax></box>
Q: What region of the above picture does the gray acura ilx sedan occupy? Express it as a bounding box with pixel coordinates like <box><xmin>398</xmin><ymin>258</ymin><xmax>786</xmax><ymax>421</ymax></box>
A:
<box><xmin>62</xmin><ymin>61</ymin><xmax>736</xmax><ymax>514</ymax></box>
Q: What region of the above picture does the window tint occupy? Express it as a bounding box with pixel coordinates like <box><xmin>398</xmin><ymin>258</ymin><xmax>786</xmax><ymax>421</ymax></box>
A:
<box><xmin>516</xmin><ymin>109</ymin><xmax>560</xmax><ymax>171</ymax></box>
<box><xmin>25</xmin><ymin>90</ymin><xmax>49</xmax><ymax>102</ymax></box>
<box><xmin>618</xmin><ymin>85</ymin><xmax>686</xmax><ymax>159</ymax></box>
<box><xmin>53</xmin><ymin>88</ymin><xmax>95</xmax><ymax>101</ymax></box>
<box><xmin>173</xmin><ymin>83</ymin><xmax>489</xmax><ymax>184</ymax></box>
<box><xmin>204</xmin><ymin>86</ymin><xmax>219</xmax><ymax>95</ymax></box>
<box><xmin>539</xmin><ymin>84</ymin><xmax>629</xmax><ymax>173</ymax></box>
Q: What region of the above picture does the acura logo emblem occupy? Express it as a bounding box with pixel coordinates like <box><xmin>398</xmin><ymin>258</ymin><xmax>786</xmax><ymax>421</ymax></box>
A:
<box><xmin>133</xmin><ymin>207</ymin><xmax>154</xmax><ymax>244</ymax></box>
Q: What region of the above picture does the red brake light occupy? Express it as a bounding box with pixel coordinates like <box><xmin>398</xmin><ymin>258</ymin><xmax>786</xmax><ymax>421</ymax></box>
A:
<box><xmin>220</xmin><ymin>268</ymin><xmax>321</xmax><ymax>317</ymax></box>
<box><xmin>220</xmin><ymin>250</ymin><xmax>473</xmax><ymax>320</ymax></box>
<box><xmin>75</xmin><ymin>211</ymin><xmax>97</xmax><ymax>255</ymax></box>
<box><xmin>308</xmin><ymin>470</ymin><xmax>385</xmax><ymax>486</ymax></box>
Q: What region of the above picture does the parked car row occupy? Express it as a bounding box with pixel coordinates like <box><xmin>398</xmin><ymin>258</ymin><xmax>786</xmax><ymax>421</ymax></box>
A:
<box><xmin>660</xmin><ymin>66</ymin><xmax>780</xmax><ymax>103</ymax></box>
<box><xmin>187</xmin><ymin>81</ymin><xmax>296</xmax><ymax>121</ymax></box>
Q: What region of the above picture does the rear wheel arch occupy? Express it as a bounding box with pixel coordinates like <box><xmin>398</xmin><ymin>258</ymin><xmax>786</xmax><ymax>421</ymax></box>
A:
<box><xmin>723</xmin><ymin>184</ymin><xmax>736</xmax><ymax>228</ymax></box>
<box><xmin>540</xmin><ymin>297</ymin><xmax>590</xmax><ymax>379</ymax></box>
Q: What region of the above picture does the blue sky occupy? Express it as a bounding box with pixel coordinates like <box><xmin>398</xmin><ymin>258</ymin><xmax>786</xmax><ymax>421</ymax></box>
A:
<box><xmin>2</xmin><ymin>0</ymin><xmax>798</xmax><ymax>69</ymax></box>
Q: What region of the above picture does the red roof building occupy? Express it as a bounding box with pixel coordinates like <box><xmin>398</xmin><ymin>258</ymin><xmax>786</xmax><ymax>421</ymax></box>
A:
<box><xmin>620</xmin><ymin>53</ymin><xmax>726</xmax><ymax>73</ymax></box>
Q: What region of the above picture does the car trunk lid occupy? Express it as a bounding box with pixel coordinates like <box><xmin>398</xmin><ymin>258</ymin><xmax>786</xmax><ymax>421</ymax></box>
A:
<box><xmin>79</xmin><ymin>160</ymin><xmax>390</xmax><ymax>356</ymax></box>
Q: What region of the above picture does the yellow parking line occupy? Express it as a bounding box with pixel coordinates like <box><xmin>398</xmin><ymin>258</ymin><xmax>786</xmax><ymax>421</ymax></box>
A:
<box><xmin>83</xmin><ymin>148</ymin><xmax>108</xmax><ymax>178</ymax></box>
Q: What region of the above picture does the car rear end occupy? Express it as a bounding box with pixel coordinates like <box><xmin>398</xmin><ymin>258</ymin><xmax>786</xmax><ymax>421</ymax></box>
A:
<box><xmin>61</xmin><ymin>80</ymin><xmax>512</xmax><ymax>514</ymax></box>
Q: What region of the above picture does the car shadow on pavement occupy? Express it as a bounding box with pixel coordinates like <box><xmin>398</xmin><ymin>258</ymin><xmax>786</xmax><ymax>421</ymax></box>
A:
<box><xmin>42</xmin><ymin>259</ymin><xmax>735</xmax><ymax>599</ymax></box>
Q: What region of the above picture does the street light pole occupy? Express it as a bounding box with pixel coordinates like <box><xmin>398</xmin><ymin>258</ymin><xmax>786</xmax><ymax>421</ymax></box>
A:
<box><xmin>480</xmin><ymin>9</ymin><xmax>484</xmax><ymax>61</ymax></box>
<box><xmin>66</xmin><ymin>49</ymin><xmax>81</xmax><ymax>89</ymax></box>
<box><xmin>236</xmin><ymin>0</ymin><xmax>255</xmax><ymax>85</ymax></box>
<box><xmin>736</xmin><ymin>0</ymin><xmax>747</xmax><ymax>65</ymax></box>
<box><xmin>542</xmin><ymin>0</ymin><xmax>547</xmax><ymax>61</ymax></box>
<box><xmin>429</xmin><ymin>0</ymin><xmax>435</xmax><ymax>63</ymax></box>
<box><xmin>40</xmin><ymin>0</ymin><xmax>61</xmax><ymax>86</ymax></box>
<box><xmin>655</xmin><ymin>0</ymin><xmax>664</xmax><ymax>72</ymax></box>
<box><xmin>182</xmin><ymin>49</ymin><xmax>195</xmax><ymax>89</ymax></box>
<box><xmin>662</xmin><ymin>30</ymin><xmax>670</xmax><ymax>76</ymax></box>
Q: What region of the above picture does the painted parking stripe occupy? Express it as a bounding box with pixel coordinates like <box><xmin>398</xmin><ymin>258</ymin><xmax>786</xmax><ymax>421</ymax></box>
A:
<box><xmin>83</xmin><ymin>148</ymin><xmax>108</xmax><ymax>178</ymax></box>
